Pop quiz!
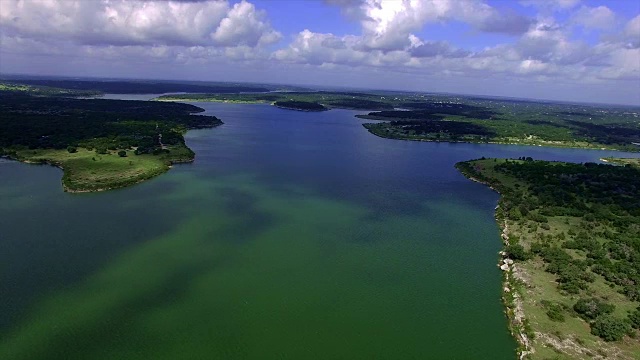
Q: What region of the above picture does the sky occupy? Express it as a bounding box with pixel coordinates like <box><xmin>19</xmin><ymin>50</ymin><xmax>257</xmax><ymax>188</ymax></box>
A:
<box><xmin>0</xmin><ymin>0</ymin><xmax>639</xmax><ymax>105</ymax></box>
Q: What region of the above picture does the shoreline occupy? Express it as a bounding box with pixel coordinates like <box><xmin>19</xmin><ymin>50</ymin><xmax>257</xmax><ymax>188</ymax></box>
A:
<box><xmin>273</xmin><ymin>105</ymin><xmax>328</xmax><ymax>112</ymax></box>
<box><xmin>457</xmin><ymin>170</ymin><xmax>534</xmax><ymax>359</ymax></box>
<box><xmin>156</xmin><ymin>98</ymin><xmax>391</xmax><ymax>112</ymax></box>
<box><xmin>364</xmin><ymin>125</ymin><xmax>636</xmax><ymax>153</ymax></box>
<box><xmin>155</xmin><ymin>98</ymin><xmax>267</xmax><ymax>105</ymax></box>
<box><xmin>457</xmin><ymin>159</ymin><xmax>640</xmax><ymax>359</ymax></box>
<box><xmin>5</xmin><ymin>154</ymin><xmax>171</xmax><ymax>193</ymax></box>
<box><xmin>3</xmin><ymin>143</ymin><xmax>205</xmax><ymax>194</ymax></box>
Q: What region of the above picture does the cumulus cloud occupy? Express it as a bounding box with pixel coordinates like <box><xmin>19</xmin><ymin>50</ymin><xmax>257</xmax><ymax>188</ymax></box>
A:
<box><xmin>325</xmin><ymin>0</ymin><xmax>533</xmax><ymax>52</ymax></box>
<box><xmin>473</xmin><ymin>11</ymin><xmax>533</xmax><ymax>35</ymax></box>
<box><xmin>273</xmin><ymin>30</ymin><xmax>369</xmax><ymax>66</ymax></box>
<box><xmin>624</xmin><ymin>15</ymin><xmax>640</xmax><ymax>48</ymax></box>
<box><xmin>572</xmin><ymin>5</ymin><xmax>616</xmax><ymax>30</ymax></box>
<box><xmin>211</xmin><ymin>1</ymin><xmax>281</xmax><ymax>46</ymax></box>
<box><xmin>0</xmin><ymin>0</ymin><xmax>280</xmax><ymax>47</ymax></box>
<box><xmin>627</xmin><ymin>15</ymin><xmax>640</xmax><ymax>37</ymax></box>
<box><xmin>0</xmin><ymin>0</ymin><xmax>638</xmax><ymax>104</ymax></box>
<box><xmin>409</xmin><ymin>41</ymin><xmax>469</xmax><ymax>58</ymax></box>
<box><xmin>275</xmin><ymin>0</ymin><xmax>639</xmax><ymax>89</ymax></box>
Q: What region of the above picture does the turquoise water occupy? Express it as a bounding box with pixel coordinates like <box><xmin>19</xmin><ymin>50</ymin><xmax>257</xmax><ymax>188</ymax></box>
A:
<box><xmin>1</xmin><ymin>101</ymin><xmax>638</xmax><ymax>359</ymax></box>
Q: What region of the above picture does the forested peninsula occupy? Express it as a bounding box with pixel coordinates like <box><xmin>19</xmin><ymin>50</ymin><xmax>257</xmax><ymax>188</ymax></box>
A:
<box><xmin>456</xmin><ymin>158</ymin><xmax>640</xmax><ymax>359</ymax></box>
<box><xmin>0</xmin><ymin>90</ymin><xmax>222</xmax><ymax>192</ymax></box>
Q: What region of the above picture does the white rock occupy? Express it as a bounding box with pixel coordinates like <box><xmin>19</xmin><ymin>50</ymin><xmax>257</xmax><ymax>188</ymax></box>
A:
<box><xmin>500</xmin><ymin>264</ymin><xmax>509</xmax><ymax>271</ymax></box>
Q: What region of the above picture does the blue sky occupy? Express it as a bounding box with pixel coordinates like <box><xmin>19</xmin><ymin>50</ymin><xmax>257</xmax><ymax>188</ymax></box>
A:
<box><xmin>0</xmin><ymin>0</ymin><xmax>639</xmax><ymax>105</ymax></box>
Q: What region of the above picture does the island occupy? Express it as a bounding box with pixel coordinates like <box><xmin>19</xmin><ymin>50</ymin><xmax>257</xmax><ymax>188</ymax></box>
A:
<box><xmin>0</xmin><ymin>90</ymin><xmax>222</xmax><ymax>192</ymax></box>
<box><xmin>456</xmin><ymin>158</ymin><xmax>640</xmax><ymax>359</ymax></box>
<box><xmin>273</xmin><ymin>100</ymin><xmax>328</xmax><ymax>111</ymax></box>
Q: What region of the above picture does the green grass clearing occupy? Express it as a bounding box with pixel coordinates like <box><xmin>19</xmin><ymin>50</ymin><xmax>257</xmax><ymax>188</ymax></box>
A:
<box><xmin>15</xmin><ymin>146</ymin><xmax>194</xmax><ymax>192</ymax></box>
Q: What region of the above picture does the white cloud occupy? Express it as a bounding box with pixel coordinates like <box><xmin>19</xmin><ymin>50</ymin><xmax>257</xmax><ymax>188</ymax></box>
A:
<box><xmin>0</xmin><ymin>0</ymin><xmax>280</xmax><ymax>47</ymax></box>
<box><xmin>0</xmin><ymin>0</ymin><xmax>638</xmax><ymax>104</ymax></box>
<box><xmin>594</xmin><ymin>44</ymin><xmax>640</xmax><ymax>80</ymax></box>
<box><xmin>212</xmin><ymin>1</ymin><xmax>281</xmax><ymax>46</ymax></box>
<box><xmin>517</xmin><ymin>59</ymin><xmax>551</xmax><ymax>74</ymax></box>
<box><xmin>272</xmin><ymin>30</ymin><xmax>370</xmax><ymax>66</ymax></box>
<box><xmin>273</xmin><ymin>3</ymin><xmax>639</xmax><ymax>91</ymax></box>
<box><xmin>627</xmin><ymin>14</ymin><xmax>640</xmax><ymax>37</ymax></box>
<box><xmin>572</xmin><ymin>5</ymin><xmax>616</xmax><ymax>30</ymax></box>
<box><xmin>409</xmin><ymin>41</ymin><xmax>470</xmax><ymax>58</ymax></box>
<box><xmin>326</xmin><ymin>0</ymin><xmax>533</xmax><ymax>52</ymax></box>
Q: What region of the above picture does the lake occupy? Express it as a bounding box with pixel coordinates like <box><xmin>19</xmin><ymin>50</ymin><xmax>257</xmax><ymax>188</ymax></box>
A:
<box><xmin>1</xmin><ymin>100</ymin><xmax>638</xmax><ymax>359</ymax></box>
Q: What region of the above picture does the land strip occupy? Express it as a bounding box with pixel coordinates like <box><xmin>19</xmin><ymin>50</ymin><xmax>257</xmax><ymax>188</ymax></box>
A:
<box><xmin>456</xmin><ymin>158</ymin><xmax>640</xmax><ymax>359</ymax></box>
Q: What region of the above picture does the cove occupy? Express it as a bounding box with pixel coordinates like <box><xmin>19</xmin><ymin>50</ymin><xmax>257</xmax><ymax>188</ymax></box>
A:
<box><xmin>1</xmin><ymin>101</ymin><xmax>639</xmax><ymax>359</ymax></box>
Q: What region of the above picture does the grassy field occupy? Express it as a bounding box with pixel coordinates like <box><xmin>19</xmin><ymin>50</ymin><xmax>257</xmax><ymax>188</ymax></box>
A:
<box><xmin>456</xmin><ymin>159</ymin><xmax>640</xmax><ymax>360</ymax></box>
<box><xmin>14</xmin><ymin>146</ymin><xmax>194</xmax><ymax>192</ymax></box>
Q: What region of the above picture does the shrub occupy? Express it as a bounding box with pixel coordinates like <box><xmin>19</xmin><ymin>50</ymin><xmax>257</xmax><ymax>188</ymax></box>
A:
<box><xmin>117</xmin><ymin>150</ymin><xmax>127</xmax><ymax>157</ymax></box>
<box><xmin>529</xmin><ymin>212</ymin><xmax>549</xmax><ymax>223</ymax></box>
<box><xmin>66</xmin><ymin>146</ymin><xmax>77</xmax><ymax>153</ymax></box>
<box><xmin>574</xmin><ymin>298</ymin><xmax>615</xmax><ymax>320</ymax></box>
<box><xmin>505</xmin><ymin>244</ymin><xmax>531</xmax><ymax>261</ymax></box>
<box><xmin>590</xmin><ymin>315</ymin><xmax>631</xmax><ymax>342</ymax></box>
<box><xmin>629</xmin><ymin>307</ymin><xmax>640</xmax><ymax>330</ymax></box>
<box><xmin>546</xmin><ymin>305</ymin><xmax>566</xmax><ymax>322</ymax></box>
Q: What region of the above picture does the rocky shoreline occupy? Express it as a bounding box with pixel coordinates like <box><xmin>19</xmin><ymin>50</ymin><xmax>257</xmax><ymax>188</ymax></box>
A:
<box><xmin>463</xmin><ymin>174</ymin><xmax>534</xmax><ymax>359</ymax></box>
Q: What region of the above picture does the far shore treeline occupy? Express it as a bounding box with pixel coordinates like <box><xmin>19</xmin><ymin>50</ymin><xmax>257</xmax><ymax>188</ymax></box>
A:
<box><xmin>1</xmin><ymin>77</ymin><xmax>639</xmax><ymax>193</ymax></box>
<box><xmin>157</xmin><ymin>89</ymin><xmax>640</xmax><ymax>153</ymax></box>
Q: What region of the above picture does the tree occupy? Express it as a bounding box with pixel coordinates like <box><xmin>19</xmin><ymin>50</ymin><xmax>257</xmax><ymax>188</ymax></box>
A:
<box><xmin>505</xmin><ymin>244</ymin><xmax>530</xmax><ymax>261</ymax></box>
<box><xmin>67</xmin><ymin>146</ymin><xmax>77</xmax><ymax>153</ymax></box>
<box><xmin>629</xmin><ymin>307</ymin><xmax>640</xmax><ymax>330</ymax></box>
<box><xmin>590</xmin><ymin>315</ymin><xmax>631</xmax><ymax>341</ymax></box>
<box><xmin>573</xmin><ymin>298</ymin><xmax>615</xmax><ymax>320</ymax></box>
<box><xmin>118</xmin><ymin>150</ymin><xmax>127</xmax><ymax>157</ymax></box>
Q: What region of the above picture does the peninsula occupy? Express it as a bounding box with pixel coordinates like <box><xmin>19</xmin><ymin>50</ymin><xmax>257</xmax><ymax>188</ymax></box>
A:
<box><xmin>0</xmin><ymin>90</ymin><xmax>222</xmax><ymax>192</ymax></box>
<box><xmin>456</xmin><ymin>158</ymin><xmax>640</xmax><ymax>359</ymax></box>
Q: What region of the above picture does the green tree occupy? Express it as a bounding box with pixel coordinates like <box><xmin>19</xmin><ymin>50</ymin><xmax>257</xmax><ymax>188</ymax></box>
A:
<box><xmin>590</xmin><ymin>315</ymin><xmax>631</xmax><ymax>341</ymax></box>
<box><xmin>629</xmin><ymin>307</ymin><xmax>640</xmax><ymax>329</ymax></box>
<box><xmin>574</xmin><ymin>298</ymin><xmax>615</xmax><ymax>320</ymax></box>
<box><xmin>505</xmin><ymin>244</ymin><xmax>530</xmax><ymax>261</ymax></box>
<box><xmin>118</xmin><ymin>150</ymin><xmax>127</xmax><ymax>157</ymax></box>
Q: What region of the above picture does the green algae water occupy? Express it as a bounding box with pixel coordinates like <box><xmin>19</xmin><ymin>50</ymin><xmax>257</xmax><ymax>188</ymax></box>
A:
<box><xmin>2</xmin><ymin>101</ymin><xmax>638</xmax><ymax>359</ymax></box>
